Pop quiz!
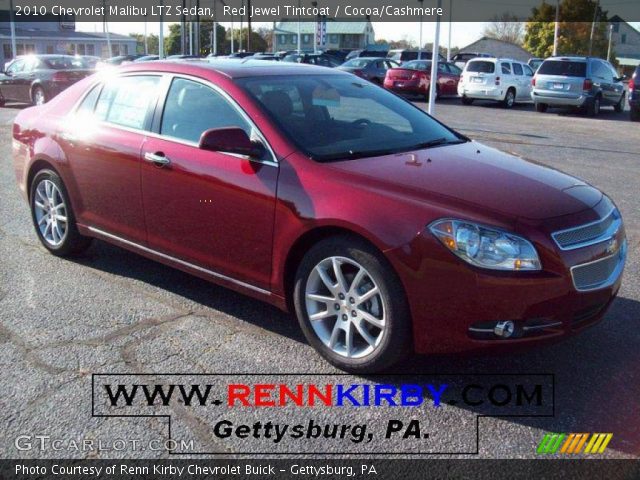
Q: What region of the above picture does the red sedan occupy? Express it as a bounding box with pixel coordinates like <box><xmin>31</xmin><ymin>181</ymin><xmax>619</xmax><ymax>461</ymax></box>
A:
<box><xmin>12</xmin><ymin>61</ymin><xmax>626</xmax><ymax>372</ymax></box>
<box><xmin>384</xmin><ymin>60</ymin><xmax>462</xmax><ymax>100</ymax></box>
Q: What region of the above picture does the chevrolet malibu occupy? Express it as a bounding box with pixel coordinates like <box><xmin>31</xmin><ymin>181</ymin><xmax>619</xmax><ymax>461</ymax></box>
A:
<box><xmin>12</xmin><ymin>61</ymin><xmax>626</xmax><ymax>373</ymax></box>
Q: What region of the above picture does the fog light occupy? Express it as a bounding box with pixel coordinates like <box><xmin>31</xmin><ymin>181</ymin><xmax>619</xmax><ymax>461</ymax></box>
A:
<box><xmin>494</xmin><ymin>321</ymin><xmax>515</xmax><ymax>338</ymax></box>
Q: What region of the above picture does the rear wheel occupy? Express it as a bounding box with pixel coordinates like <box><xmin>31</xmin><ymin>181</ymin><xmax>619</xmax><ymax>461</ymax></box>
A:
<box><xmin>31</xmin><ymin>86</ymin><xmax>46</xmax><ymax>106</ymax></box>
<box><xmin>30</xmin><ymin>170</ymin><xmax>92</xmax><ymax>256</ymax></box>
<box><xmin>614</xmin><ymin>92</ymin><xmax>625</xmax><ymax>113</ymax></box>
<box><xmin>293</xmin><ymin>236</ymin><xmax>412</xmax><ymax>373</ymax></box>
<box><xmin>535</xmin><ymin>102</ymin><xmax>548</xmax><ymax>113</ymax></box>
<box><xmin>586</xmin><ymin>95</ymin><xmax>600</xmax><ymax>116</ymax></box>
<box><xmin>461</xmin><ymin>95</ymin><xmax>474</xmax><ymax>105</ymax></box>
<box><xmin>502</xmin><ymin>88</ymin><xmax>516</xmax><ymax>108</ymax></box>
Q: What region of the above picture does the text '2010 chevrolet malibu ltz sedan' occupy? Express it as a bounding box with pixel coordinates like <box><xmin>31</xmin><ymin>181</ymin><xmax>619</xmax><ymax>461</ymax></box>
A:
<box><xmin>12</xmin><ymin>60</ymin><xmax>626</xmax><ymax>373</ymax></box>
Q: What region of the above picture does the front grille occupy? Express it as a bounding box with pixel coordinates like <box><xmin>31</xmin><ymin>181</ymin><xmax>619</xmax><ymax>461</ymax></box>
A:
<box><xmin>553</xmin><ymin>208</ymin><xmax>619</xmax><ymax>250</ymax></box>
<box><xmin>571</xmin><ymin>241</ymin><xmax>626</xmax><ymax>291</ymax></box>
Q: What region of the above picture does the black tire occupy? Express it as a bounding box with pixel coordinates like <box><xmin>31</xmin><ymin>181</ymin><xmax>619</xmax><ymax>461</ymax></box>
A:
<box><xmin>586</xmin><ymin>95</ymin><xmax>600</xmax><ymax>117</ymax></box>
<box><xmin>426</xmin><ymin>86</ymin><xmax>439</xmax><ymax>102</ymax></box>
<box><xmin>502</xmin><ymin>88</ymin><xmax>516</xmax><ymax>108</ymax></box>
<box><xmin>461</xmin><ymin>95</ymin><xmax>474</xmax><ymax>105</ymax></box>
<box><xmin>293</xmin><ymin>235</ymin><xmax>412</xmax><ymax>373</ymax></box>
<box><xmin>30</xmin><ymin>169</ymin><xmax>92</xmax><ymax>256</ymax></box>
<box><xmin>31</xmin><ymin>86</ymin><xmax>46</xmax><ymax>106</ymax></box>
<box><xmin>614</xmin><ymin>92</ymin><xmax>625</xmax><ymax>113</ymax></box>
<box><xmin>631</xmin><ymin>108</ymin><xmax>640</xmax><ymax>122</ymax></box>
<box><xmin>535</xmin><ymin>102</ymin><xmax>548</xmax><ymax>113</ymax></box>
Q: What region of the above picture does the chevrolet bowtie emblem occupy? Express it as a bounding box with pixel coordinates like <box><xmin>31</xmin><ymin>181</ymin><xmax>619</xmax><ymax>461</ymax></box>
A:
<box><xmin>605</xmin><ymin>237</ymin><xmax>618</xmax><ymax>255</ymax></box>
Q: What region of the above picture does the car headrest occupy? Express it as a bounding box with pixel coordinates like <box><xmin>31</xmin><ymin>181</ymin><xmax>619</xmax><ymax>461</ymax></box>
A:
<box><xmin>261</xmin><ymin>90</ymin><xmax>293</xmax><ymax>118</ymax></box>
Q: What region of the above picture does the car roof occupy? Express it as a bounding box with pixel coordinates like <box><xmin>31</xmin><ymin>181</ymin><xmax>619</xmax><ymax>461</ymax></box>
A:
<box><xmin>545</xmin><ymin>56</ymin><xmax>590</xmax><ymax>62</ymax></box>
<box><xmin>118</xmin><ymin>59</ymin><xmax>346</xmax><ymax>79</ymax></box>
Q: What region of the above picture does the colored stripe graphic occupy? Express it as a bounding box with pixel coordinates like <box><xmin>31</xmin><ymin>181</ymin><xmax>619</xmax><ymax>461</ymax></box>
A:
<box><xmin>539</xmin><ymin>433</ymin><xmax>613</xmax><ymax>454</ymax></box>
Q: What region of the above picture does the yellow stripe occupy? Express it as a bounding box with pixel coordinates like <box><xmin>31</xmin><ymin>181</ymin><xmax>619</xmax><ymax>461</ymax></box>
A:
<box><xmin>561</xmin><ymin>434</ymin><xmax>575</xmax><ymax>453</ymax></box>
<box><xmin>589</xmin><ymin>434</ymin><xmax>607</xmax><ymax>454</ymax></box>
<box><xmin>584</xmin><ymin>434</ymin><xmax>598</xmax><ymax>453</ymax></box>
<box><xmin>597</xmin><ymin>434</ymin><xmax>613</xmax><ymax>453</ymax></box>
<box><xmin>572</xmin><ymin>434</ymin><xmax>589</xmax><ymax>454</ymax></box>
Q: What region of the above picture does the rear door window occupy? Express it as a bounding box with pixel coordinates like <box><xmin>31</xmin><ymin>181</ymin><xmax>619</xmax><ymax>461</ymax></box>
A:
<box><xmin>466</xmin><ymin>61</ymin><xmax>495</xmax><ymax>73</ymax></box>
<box><xmin>513</xmin><ymin>63</ymin><xmax>523</xmax><ymax>76</ymax></box>
<box><xmin>95</xmin><ymin>75</ymin><xmax>161</xmax><ymax>130</ymax></box>
<box><xmin>538</xmin><ymin>61</ymin><xmax>587</xmax><ymax>77</ymax></box>
<box><xmin>501</xmin><ymin>62</ymin><xmax>512</xmax><ymax>74</ymax></box>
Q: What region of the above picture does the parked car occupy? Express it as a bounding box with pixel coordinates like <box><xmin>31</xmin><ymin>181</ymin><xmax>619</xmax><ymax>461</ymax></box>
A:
<box><xmin>167</xmin><ymin>55</ymin><xmax>201</xmax><ymax>60</ymax></box>
<box><xmin>344</xmin><ymin>49</ymin><xmax>388</xmax><ymax>61</ymax></box>
<box><xmin>324</xmin><ymin>49</ymin><xmax>352</xmax><ymax>62</ymax></box>
<box><xmin>532</xmin><ymin>56</ymin><xmax>627</xmax><ymax>116</ymax></box>
<box><xmin>451</xmin><ymin>52</ymin><xmax>491</xmax><ymax>69</ymax></box>
<box><xmin>528</xmin><ymin>57</ymin><xmax>544</xmax><ymax>72</ymax></box>
<box><xmin>282</xmin><ymin>53</ymin><xmax>341</xmax><ymax>67</ymax></box>
<box><xmin>337</xmin><ymin>57</ymin><xmax>399</xmax><ymax>84</ymax></box>
<box><xmin>250</xmin><ymin>53</ymin><xmax>280</xmax><ymax>61</ymax></box>
<box><xmin>629</xmin><ymin>64</ymin><xmax>640</xmax><ymax>121</ymax></box>
<box><xmin>12</xmin><ymin>61</ymin><xmax>626</xmax><ymax>372</ymax></box>
<box><xmin>384</xmin><ymin>60</ymin><xmax>462</xmax><ymax>100</ymax></box>
<box><xmin>134</xmin><ymin>55</ymin><xmax>160</xmax><ymax>63</ymax></box>
<box><xmin>0</xmin><ymin>55</ymin><xmax>93</xmax><ymax>106</ymax></box>
<box><xmin>458</xmin><ymin>57</ymin><xmax>535</xmax><ymax>108</ymax></box>
<box><xmin>387</xmin><ymin>49</ymin><xmax>445</xmax><ymax>64</ymax></box>
<box><xmin>79</xmin><ymin>55</ymin><xmax>101</xmax><ymax>69</ymax></box>
<box><xmin>96</xmin><ymin>55</ymin><xmax>144</xmax><ymax>69</ymax></box>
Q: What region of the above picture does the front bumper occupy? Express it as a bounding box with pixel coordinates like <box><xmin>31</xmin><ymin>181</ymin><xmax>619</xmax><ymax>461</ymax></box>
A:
<box><xmin>532</xmin><ymin>89</ymin><xmax>589</xmax><ymax>107</ymax></box>
<box><xmin>386</xmin><ymin>205</ymin><xmax>626</xmax><ymax>355</ymax></box>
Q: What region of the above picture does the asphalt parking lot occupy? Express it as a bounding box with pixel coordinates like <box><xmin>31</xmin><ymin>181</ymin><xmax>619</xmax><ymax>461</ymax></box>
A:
<box><xmin>0</xmin><ymin>97</ymin><xmax>638</xmax><ymax>459</ymax></box>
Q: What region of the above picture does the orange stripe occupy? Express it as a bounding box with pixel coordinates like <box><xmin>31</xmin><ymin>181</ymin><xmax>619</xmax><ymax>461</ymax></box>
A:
<box><xmin>560</xmin><ymin>434</ymin><xmax>575</xmax><ymax>453</ymax></box>
<box><xmin>567</xmin><ymin>434</ymin><xmax>582</xmax><ymax>453</ymax></box>
<box><xmin>572</xmin><ymin>434</ymin><xmax>589</xmax><ymax>454</ymax></box>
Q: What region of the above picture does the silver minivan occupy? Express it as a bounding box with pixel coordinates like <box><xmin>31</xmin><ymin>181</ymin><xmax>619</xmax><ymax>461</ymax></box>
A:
<box><xmin>531</xmin><ymin>56</ymin><xmax>626</xmax><ymax>116</ymax></box>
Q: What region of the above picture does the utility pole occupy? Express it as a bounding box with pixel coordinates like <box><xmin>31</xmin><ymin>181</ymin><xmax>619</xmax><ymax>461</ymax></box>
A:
<box><xmin>607</xmin><ymin>23</ymin><xmax>613</xmax><ymax>62</ymax></box>
<box><xmin>9</xmin><ymin>0</ymin><xmax>16</xmax><ymax>59</ymax></box>
<box><xmin>181</xmin><ymin>0</ymin><xmax>186</xmax><ymax>55</ymax></box>
<box><xmin>428</xmin><ymin>0</ymin><xmax>441</xmax><ymax>116</ymax></box>
<box><xmin>144</xmin><ymin>15</ymin><xmax>148</xmax><ymax>54</ymax></box>
<box><xmin>312</xmin><ymin>1</ymin><xmax>318</xmax><ymax>53</ymax></box>
<box><xmin>212</xmin><ymin>0</ymin><xmax>217</xmax><ymax>55</ymax></box>
<box><xmin>418</xmin><ymin>0</ymin><xmax>424</xmax><ymax>59</ymax></box>
<box><xmin>553</xmin><ymin>0</ymin><xmax>560</xmax><ymax>56</ymax></box>
<box><xmin>102</xmin><ymin>0</ymin><xmax>112</xmax><ymax>57</ymax></box>
<box><xmin>239</xmin><ymin>0</ymin><xmax>244</xmax><ymax>51</ymax></box>
<box><xmin>446</xmin><ymin>0</ymin><xmax>452</xmax><ymax>62</ymax></box>
<box><xmin>247</xmin><ymin>0</ymin><xmax>252</xmax><ymax>51</ymax></box>
<box><xmin>159</xmin><ymin>0</ymin><xmax>164</xmax><ymax>59</ymax></box>
<box><xmin>297</xmin><ymin>0</ymin><xmax>301</xmax><ymax>52</ymax></box>
<box><xmin>588</xmin><ymin>0</ymin><xmax>599</xmax><ymax>56</ymax></box>
<box><xmin>195</xmin><ymin>0</ymin><xmax>200</xmax><ymax>55</ymax></box>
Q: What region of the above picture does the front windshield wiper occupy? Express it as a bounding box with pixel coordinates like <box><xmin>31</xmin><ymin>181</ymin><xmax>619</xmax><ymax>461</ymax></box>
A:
<box><xmin>413</xmin><ymin>137</ymin><xmax>467</xmax><ymax>149</ymax></box>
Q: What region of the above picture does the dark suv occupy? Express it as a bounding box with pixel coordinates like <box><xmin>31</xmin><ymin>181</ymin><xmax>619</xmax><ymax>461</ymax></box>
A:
<box><xmin>532</xmin><ymin>56</ymin><xmax>626</xmax><ymax>116</ymax></box>
<box><xmin>630</xmin><ymin>65</ymin><xmax>639</xmax><ymax>121</ymax></box>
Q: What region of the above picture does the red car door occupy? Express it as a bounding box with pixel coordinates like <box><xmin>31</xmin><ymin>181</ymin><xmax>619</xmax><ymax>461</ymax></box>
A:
<box><xmin>437</xmin><ymin>63</ymin><xmax>457</xmax><ymax>95</ymax></box>
<box><xmin>58</xmin><ymin>75</ymin><xmax>162</xmax><ymax>244</ymax></box>
<box><xmin>140</xmin><ymin>76</ymin><xmax>278</xmax><ymax>290</ymax></box>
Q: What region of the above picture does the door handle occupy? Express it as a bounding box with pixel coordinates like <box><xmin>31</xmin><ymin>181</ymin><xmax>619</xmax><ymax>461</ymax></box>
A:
<box><xmin>144</xmin><ymin>152</ymin><xmax>171</xmax><ymax>167</ymax></box>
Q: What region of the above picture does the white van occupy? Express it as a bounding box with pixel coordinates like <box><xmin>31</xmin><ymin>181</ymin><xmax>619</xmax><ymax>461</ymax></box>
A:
<box><xmin>457</xmin><ymin>58</ymin><xmax>535</xmax><ymax>108</ymax></box>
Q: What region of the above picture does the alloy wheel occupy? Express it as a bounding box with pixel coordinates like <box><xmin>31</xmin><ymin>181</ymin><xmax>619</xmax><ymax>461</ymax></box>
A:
<box><xmin>33</xmin><ymin>179</ymin><xmax>68</xmax><ymax>246</ymax></box>
<box><xmin>304</xmin><ymin>256</ymin><xmax>385</xmax><ymax>359</ymax></box>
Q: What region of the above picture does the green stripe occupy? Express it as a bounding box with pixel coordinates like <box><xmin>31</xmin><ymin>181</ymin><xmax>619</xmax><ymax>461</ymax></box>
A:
<box><xmin>548</xmin><ymin>433</ymin><xmax>566</xmax><ymax>454</ymax></box>
<box><xmin>537</xmin><ymin>434</ymin><xmax>552</xmax><ymax>454</ymax></box>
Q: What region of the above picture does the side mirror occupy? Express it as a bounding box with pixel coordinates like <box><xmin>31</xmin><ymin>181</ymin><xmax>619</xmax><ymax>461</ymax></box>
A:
<box><xmin>617</xmin><ymin>75</ymin><xmax>627</xmax><ymax>82</ymax></box>
<box><xmin>198</xmin><ymin>127</ymin><xmax>265</xmax><ymax>158</ymax></box>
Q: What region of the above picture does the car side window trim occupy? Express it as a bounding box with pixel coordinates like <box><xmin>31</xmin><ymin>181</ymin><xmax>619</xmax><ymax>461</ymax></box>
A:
<box><xmin>150</xmin><ymin>73</ymin><xmax>278</xmax><ymax>167</ymax></box>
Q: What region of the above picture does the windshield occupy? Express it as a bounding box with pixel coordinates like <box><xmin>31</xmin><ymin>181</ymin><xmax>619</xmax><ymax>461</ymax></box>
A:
<box><xmin>342</xmin><ymin>59</ymin><xmax>372</xmax><ymax>68</ymax></box>
<box><xmin>466</xmin><ymin>60</ymin><xmax>495</xmax><ymax>73</ymax></box>
<box><xmin>538</xmin><ymin>60</ymin><xmax>587</xmax><ymax>77</ymax></box>
<box><xmin>403</xmin><ymin>61</ymin><xmax>431</xmax><ymax>71</ymax></box>
<box><xmin>238</xmin><ymin>75</ymin><xmax>465</xmax><ymax>162</ymax></box>
<box><xmin>44</xmin><ymin>56</ymin><xmax>87</xmax><ymax>69</ymax></box>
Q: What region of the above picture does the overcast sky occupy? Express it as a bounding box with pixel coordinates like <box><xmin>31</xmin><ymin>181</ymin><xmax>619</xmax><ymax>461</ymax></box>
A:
<box><xmin>77</xmin><ymin>21</ymin><xmax>488</xmax><ymax>49</ymax></box>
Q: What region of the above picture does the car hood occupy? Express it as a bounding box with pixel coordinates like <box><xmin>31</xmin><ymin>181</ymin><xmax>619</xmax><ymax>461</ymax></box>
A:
<box><xmin>326</xmin><ymin>141</ymin><xmax>602</xmax><ymax>221</ymax></box>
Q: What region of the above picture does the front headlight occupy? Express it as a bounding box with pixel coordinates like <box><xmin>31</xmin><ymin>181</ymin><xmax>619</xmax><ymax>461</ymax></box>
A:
<box><xmin>429</xmin><ymin>219</ymin><xmax>541</xmax><ymax>271</ymax></box>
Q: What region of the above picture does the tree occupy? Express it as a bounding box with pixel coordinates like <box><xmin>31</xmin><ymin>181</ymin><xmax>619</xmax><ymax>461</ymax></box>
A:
<box><xmin>524</xmin><ymin>0</ymin><xmax>610</xmax><ymax>58</ymax></box>
<box><xmin>483</xmin><ymin>13</ymin><xmax>525</xmax><ymax>44</ymax></box>
<box><xmin>228</xmin><ymin>28</ymin><xmax>268</xmax><ymax>53</ymax></box>
<box><xmin>164</xmin><ymin>21</ymin><xmax>228</xmax><ymax>56</ymax></box>
<box><xmin>129</xmin><ymin>33</ymin><xmax>159</xmax><ymax>55</ymax></box>
<box><xmin>255</xmin><ymin>26</ymin><xmax>274</xmax><ymax>51</ymax></box>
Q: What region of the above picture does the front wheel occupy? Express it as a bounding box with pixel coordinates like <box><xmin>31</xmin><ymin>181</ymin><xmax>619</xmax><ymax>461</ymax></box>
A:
<box><xmin>32</xmin><ymin>86</ymin><xmax>46</xmax><ymax>106</ymax></box>
<box><xmin>30</xmin><ymin>169</ymin><xmax>92</xmax><ymax>256</ymax></box>
<box><xmin>461</xmin><ymin>95</ymin><xmax>474</xmax><ymax>105</ymax></box>
<box><xmin>293</xmin><ymin>236</ymin><xmax>412</xmax><ymax>373</ymax></box>
<box><xmin>614</xmin><ymin>92</ymin><xmax>625</xmax><ymax>113</ymax></box>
